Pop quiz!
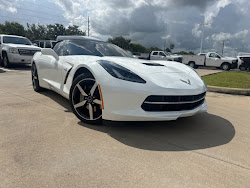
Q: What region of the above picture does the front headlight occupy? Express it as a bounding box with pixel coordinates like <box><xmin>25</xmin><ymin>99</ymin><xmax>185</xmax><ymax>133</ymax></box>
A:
<box><xmin>9</xmin><ymin>48</ymin><xmax>19</xmax><ymax>54</ymax></box>
<box><xmin>97</xmin><ymin>60</ymin><xmax>146</xmax><ymax>84</ymax></box>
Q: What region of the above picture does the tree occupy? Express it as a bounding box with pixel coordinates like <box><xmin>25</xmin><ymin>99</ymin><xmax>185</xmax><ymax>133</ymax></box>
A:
<box><xmin>65</xmin><ymin>25</ymin><xmax>85</xmax><ymax>36</ymax></box>
<box><xmin>170</xmin><ymin>43</ymin><xmax>175</xmax><ymax>50</ymax></box>
<box><xmin>165</xmin><ymin>48</ymin><xmax>171</xmax><ymax>52</ymax></box>
<box><xmin>146</xmin><ymin>46</ymin><xmax>162</xmax><ymax>53</ymax></box>
<box><xmin>108</xmin><ymin>36</ymin><xmax>131</xmax><ymax>50</ymax></box>
<box><xmin>25</xmin><ymin>23</ymin><xmax>85</xmax><ymax>41</ymax></box>
<box><xmin>0</xmin><ymin>21</ymin><xmax>25</xmax><ymax>36</ymax></box>
<box><xmin>26</xmin><ymin>23</ymin><xmax>47</xmax><ymax>41</ymax></box>
<box><xmin>129</xmin><ymin>43</ymin><xmax>146</xmax><ymax>53</ymax></box>
<box><xmin>175</xmin><ymin>51</ymin><xmax>195</xmax><ymax>55</ymax></box>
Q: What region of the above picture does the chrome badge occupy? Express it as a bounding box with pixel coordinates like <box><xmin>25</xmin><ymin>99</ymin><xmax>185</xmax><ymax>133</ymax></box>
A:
<box><xmin>180</xmin><ymin>79</ymin><xmax>191</xmax><ymax>85</ymax></box>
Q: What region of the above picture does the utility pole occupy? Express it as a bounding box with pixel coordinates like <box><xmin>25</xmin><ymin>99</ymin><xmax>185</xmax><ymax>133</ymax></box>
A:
<box><xmin>199</xmin><ymin>23</ymin><xmax>207</xmax><ymax>53</ymax></box>
<box><xmin>221</xmin><ymin>40</ymin><xmax>229</xmax><ymax>56</ymax></box>
<box><xmin>87</xmin><ymin>16</ymin><xmax>90</xmax><ymax>37</ymax></box>
<box><xmin>163</xmin><ymin>40</ymin><xmax>166</xmax><ymax>51</ymax></box>
<box><xmin>221</xmin><ymin>40</ymin><xmax>225</xmax><ymax>56</ymax></box>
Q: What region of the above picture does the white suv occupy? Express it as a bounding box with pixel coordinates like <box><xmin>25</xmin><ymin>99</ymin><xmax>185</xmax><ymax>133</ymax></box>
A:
<box><xmin>0</xmin><ymin>35</ymin><xmax>41</xmax><ymax>68</ymax></box>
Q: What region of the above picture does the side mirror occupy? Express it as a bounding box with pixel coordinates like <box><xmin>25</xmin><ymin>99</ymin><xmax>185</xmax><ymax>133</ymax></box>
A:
<box><xmin>41</xmin><ymin>48</ymin><xmax>59</xmax><ymax>61</ymax></box>
<box><xmin>33</xmin><ymin>43</ymin><xmax>38</xmax><ymax>46</ymax></box>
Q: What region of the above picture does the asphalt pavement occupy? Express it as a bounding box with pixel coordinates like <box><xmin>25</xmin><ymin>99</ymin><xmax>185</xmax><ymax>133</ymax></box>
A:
<box><xmin>0</xmin><ymin>66</ymin><xmax>249</xmax><ymax>188</ymax></box>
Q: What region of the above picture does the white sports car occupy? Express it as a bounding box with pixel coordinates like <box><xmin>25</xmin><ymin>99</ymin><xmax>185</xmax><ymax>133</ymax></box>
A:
<box><xmin>31</xmin><ymin>36</ymin><xmax>207</xmax><ymax>124</ymax></box>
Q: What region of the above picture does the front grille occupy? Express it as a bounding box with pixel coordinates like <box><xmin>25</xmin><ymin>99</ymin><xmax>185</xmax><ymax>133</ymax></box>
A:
<box><xmin>141</xmin><ymin>92</ymin><xmax>206</xmax><ymax>112</ymax></box>
<box><xmin>18</xmin><ymin>49</ymin><xmax>40</xmax><ymax>56</ymax></box>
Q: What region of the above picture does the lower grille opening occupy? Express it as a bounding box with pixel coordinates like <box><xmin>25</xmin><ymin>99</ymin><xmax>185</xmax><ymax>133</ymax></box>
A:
<box><xmin>142</xmin><ymin>92</ymin><xmax>206</xmax><ymax>112</ymax></box>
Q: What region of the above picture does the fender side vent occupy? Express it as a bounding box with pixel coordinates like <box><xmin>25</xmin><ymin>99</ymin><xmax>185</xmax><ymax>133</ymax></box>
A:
<box><xmin>142</xmin><ymin>63</ymin><xmax>164</xmax><ymax>66</ymax></box>
<box><xmin>64</xmin><ymin>68</ymin><xmax>72</xmax><ymax>84</ymax></box>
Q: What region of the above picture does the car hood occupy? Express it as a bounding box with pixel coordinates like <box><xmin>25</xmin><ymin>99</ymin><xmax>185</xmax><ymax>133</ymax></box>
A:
<box><xmin>100</xmin><ymin>57</ymin><xmax>190</xmax><ymax>74</ymax></box>
<box><xmin>64</xmin><ymin>55</ymin><xmax>205</xmax><ymax>91</ymax></box>
<box><xmin>4</xmin><ymin>43</ymin><xmax>41</xmax><ymax>50</ymax></box>
<box><xmin>102</xmin><ymin>57</ymin><xmax>205</xmax><ymax>91</ymax></box>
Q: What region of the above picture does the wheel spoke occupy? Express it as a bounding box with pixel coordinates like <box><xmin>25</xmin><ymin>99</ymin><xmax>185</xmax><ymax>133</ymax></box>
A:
<box><xmin>89</xmin><ymin>103</ymin><xmax>93</xmax><ymax>120</ymax></box>
<box><xmin>77</xmin><ymin>84</ymin><xmax>87</xmax><ymax>96</ymax></box>
<box><xmin>74</xmin><ymin>100</ymin><xmax>87</xmax><ymax>108</ymax></box>
<box><xmin>93</xmin><ymin>99</ymin><xmax>101</xmax><ymax>105</ymax></box>
<box><xmin>90</xmin><ymin>82</ymin><xmax>97</xmax><ymax>96</ymax></box>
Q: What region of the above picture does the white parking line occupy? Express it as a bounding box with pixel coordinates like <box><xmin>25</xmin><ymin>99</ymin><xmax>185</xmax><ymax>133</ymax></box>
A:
<box><xmin>0</xmin><ymin>68</ymin><xmax>17</xmax><ymax>72</ymax></box>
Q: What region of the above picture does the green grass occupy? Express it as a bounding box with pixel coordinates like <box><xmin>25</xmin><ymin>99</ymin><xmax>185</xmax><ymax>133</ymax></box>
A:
<box><xmin>202</xmin><ymin>72</ymin><xmax>250</xmax><ymax>89</ymax></box>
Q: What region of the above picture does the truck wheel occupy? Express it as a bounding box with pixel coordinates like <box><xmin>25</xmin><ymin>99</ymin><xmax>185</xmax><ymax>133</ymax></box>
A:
<box><xmin>239</xmin><ymin>65</ymin><xmax>246</xmax><ymax>71</ymax></box>
<box><xmin>188</xmin><ymin>61</ymin><xmax>195</xmax><ymax>68</ymax></box>
<box><xmin>3</xmin><ymin>54</ymin><xmax>11</xmax><ymax>68</ymax></box>
<box><xmin>221</xmin><ymin>63</ymin><xmax>230</xmax><ymax>71</ymax></box>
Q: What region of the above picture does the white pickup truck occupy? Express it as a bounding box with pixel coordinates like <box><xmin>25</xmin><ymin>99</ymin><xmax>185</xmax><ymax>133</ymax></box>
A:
<box><xmin>0</xmin><ymin>34</ymin><xmax>41</xmax><ymax>68</ymax></box>
<box><xmin>148</xmin><ymin>51</ymin><xmax>182</xmax><ymax>62</ymax></box>
<box><xmin>182</xmin><ymin>52</ymin><xmax>238</xmax><ymax>70</ymax></box>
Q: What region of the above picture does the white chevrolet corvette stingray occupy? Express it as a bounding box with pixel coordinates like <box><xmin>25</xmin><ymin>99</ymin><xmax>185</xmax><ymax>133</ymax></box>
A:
<box><xmin>31</xmin><ymin>36</ymin><xmax>207</xmax><ymax>124</ymax></box>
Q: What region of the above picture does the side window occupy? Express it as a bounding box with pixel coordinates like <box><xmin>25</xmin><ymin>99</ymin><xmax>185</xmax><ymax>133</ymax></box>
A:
<box><xmin>39</xmin><ymin>42</ymin><xmax>44</xmax><ymax>48</ymax></box>
<box><xmin>215</xmin><ymin>54</ymin><xmax>221</xmax><ymax>58</ymax></box>
<box><xmin>209</xmin><ymin>53</ymin><xmax>216</xmax><ymax>58</ymax></box>
<box><xmin>53</xmin><ymin>41</ymin><xmax>65</xmax><ymax>56</ymax></box>
<box><xmin>152</xmin><ymin>52</ymin><xmax>158</xmax><ymax>55</ymax></box>
<box><xmin>45</xmin><ymin>41</ymin><xmax>51</xmax><ymax>48</ymax></box>
<box><xmin>159</xmin><ymin>52</ymin><xmax>166</xmax><ymax>56</ymax></box>
<box><xmin>34</xmin><ymin>41</ymin><xmax>39</xmax><ymax>46</ymax></box>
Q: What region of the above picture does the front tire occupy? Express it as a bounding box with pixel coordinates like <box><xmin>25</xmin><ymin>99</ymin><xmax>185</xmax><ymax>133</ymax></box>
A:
<box><xmin>70</xmin><ymin>74</ymin><xmax>103</xmax><ymax>125</ymax></box>
<box><xmin>3</xmin><ymin>54</ymin><xmax>11</xmax><ymax>68</ymax></box>
<box><xmin>221</xmin><ymin>63</ymin><xmax>231</xmax><ymax>71</ymax></box>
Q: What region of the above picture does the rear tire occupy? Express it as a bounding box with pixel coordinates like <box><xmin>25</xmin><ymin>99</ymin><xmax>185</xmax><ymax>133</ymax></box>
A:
<box><xmin>188</xmin><ymin>61</ymin><xmax>196</xmax><ymax>68</ymax></box>
<box><xmin>31</xmin><ymin>63</ymin><xmax>43</xmax><ymax>92</ymax></box>
<box><xmin>70</xmin><ymin>74</ymin><xmax>103</xmax><ymax>125</ymax></box>
<box><xmin>221</xmin><ymin>63</ymin><xmax>231</xmax><ymax>71</ymax></box>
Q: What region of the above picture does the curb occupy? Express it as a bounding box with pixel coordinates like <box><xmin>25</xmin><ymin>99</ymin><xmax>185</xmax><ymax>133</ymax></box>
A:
<box><xmin>208</xmin><ymin>86</ymin><xmax>250</xmax><ymax>96</ymax></box>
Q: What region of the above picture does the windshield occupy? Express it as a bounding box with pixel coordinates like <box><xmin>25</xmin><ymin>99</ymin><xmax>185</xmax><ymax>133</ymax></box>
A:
<box><xmin>63</xmin><ymin>40</ymin><xmax>133</xmax><ymax>57</ymax></box>
<box><xmin>3</xmin><ymin>36</ymin><xmax>31</xmax><ymax>45</ymax></box>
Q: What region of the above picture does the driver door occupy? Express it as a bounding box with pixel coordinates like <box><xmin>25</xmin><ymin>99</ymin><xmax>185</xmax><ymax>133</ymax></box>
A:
<box><xmin>206</xmin><ymin>53</ymin><xmax>221</xmax><ymax>67</ymax></box>
<box><xmin>39</xmin><ymin>42</ymin><xmax>64</xmax><ymax>92</ymax></box>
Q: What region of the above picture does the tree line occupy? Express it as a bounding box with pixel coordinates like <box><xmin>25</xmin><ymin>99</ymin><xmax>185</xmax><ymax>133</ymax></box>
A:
<box><xmin>0</xmin><ymin>21</ymin><xmax>194</xmax><ymax>54</ymax></box>
<box><xmin>108</xmin><ymin>36</ymin><xmax>194</xmax><ymax>55</ymax></box>
<box><xmin>0</xmin><ymin>21</ymin><xmax>85</xmax><ymax>41</ymax></box>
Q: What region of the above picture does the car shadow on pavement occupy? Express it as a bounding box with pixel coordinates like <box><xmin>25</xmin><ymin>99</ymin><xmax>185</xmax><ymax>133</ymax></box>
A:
<box><xmin>39</xmin><ymin>90</ymin><xmax>72</xmax><ymax>112</ymax></box>
<box><xmin>78</xmin><ymin>113</ymin><xmax>235</xmax><ymax>151</ymax></box>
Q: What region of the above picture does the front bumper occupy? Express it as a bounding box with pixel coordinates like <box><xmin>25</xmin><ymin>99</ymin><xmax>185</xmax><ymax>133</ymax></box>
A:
<box><xmin>7</xmin><ymin>53</ymin><xmax>33</xmax><ymax>64</ymax></box>
<box><xmin>99</xmin><ymin>77</ymin><xmax>207</xmax><ymax>121</ymax></box>
<box><xmin>231</xmin><ymin>62</ymin><xmax>238</xmax><ymax>69</ymax></box>
<box><xmin>104</xmin><ymin>101</ymin><xmax>207</xmax><ymax>121</ymax></box>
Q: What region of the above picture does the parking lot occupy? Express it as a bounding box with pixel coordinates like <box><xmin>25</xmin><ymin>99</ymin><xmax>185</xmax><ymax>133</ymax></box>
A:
<box><xmin>0</xmin><ymin>66</ymin><xmax>250</xmax><ymax>187</ymax></box>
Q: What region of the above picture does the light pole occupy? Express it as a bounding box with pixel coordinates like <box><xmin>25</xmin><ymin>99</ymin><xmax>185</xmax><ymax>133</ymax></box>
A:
<box><xmin>221</xmin><ymin>40</ymin><xmax>229</xmax><ymax>56</ymax></box>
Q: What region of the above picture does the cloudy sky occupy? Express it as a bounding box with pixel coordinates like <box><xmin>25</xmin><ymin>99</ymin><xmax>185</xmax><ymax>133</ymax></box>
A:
<box><xmin>0</xmin><ymin>0</ymin><xmax>250</xmax><ymax>56</ymax></box>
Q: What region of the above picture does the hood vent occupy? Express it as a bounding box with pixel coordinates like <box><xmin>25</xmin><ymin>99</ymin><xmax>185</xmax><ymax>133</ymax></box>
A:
<box><xmin>142</xmin><ymin>63</ymin><xmax>164</xmax><ymax>66</ymax></box>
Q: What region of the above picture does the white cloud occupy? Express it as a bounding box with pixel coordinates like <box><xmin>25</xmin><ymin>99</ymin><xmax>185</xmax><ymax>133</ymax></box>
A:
<box><xmin>0</xmin><ymin>0</ymin><xmax>18</xmax><ymax>13</ymax></box>
<box><xmin>212</xmin><ymin>29</ymin><xmax>249</xmax><ymax>41</ymax></box>
<box><xmin>204</xmin><ymin>0</ymin><xmax>231</xmax><ymax>25</ymax></box>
